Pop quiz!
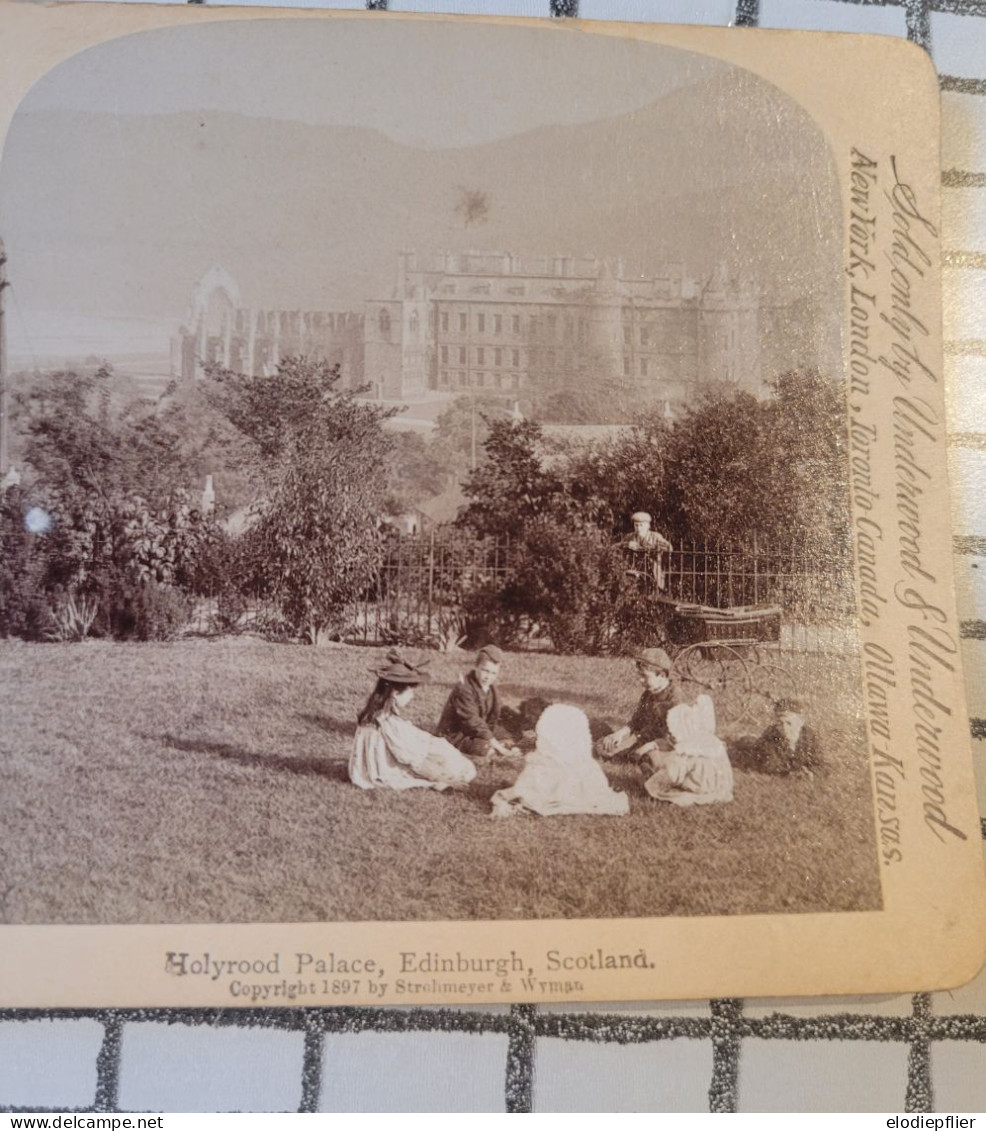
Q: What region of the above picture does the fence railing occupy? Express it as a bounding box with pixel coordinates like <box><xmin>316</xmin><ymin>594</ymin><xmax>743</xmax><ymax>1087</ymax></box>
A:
<box><xmin>347</xmin><ymin>530</ymin><xmax>512</xmax><ymax>648</ymax></box>
<box><xmin>343</xmin><ymin>527</ymin><xmax>855</xmax><ymax>653</ymax></box>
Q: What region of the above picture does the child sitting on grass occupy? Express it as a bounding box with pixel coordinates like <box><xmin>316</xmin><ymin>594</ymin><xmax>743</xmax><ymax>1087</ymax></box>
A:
<box><xmin>490</xmin><ymin>704</ymin><xmax>630</xmax><ymax>818</ymax></box>
<box><xmin>437</xmin><ymin>645</ymin><xmax>516</xmax><ymax>761</ymax></box>
<box><xmin>594</xmin><ymin>647</ymin><xmax>680</xmax><ymax>762</ymax></box>
<box><xmin>350</xmin><ymin>651</ymin><xmax>476</xmax><ymax>792</ymax></box>
<box><xmin>643</xmin><ymin>691</ymin><xmax>734</xmax><ymax>807</ymax></box>
<box><xmin>730</xmin><ymin>698</ymin><xmax>822</xmax><ymax>777</ymax></box>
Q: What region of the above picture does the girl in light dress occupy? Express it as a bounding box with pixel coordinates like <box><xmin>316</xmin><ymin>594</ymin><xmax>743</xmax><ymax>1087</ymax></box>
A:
<box><xmin>643</xmin><ymin>692</ymin><xmax>734</xmax><ymax>807</ymax></box>
<box><xmin>490</xmin><ymin>703</ymin><xmax>629</xmax><ymax>818</ymax></box>
<box><xmin>350</xmin><ymin>651</ymin><xmax>476</xmax><ymax>792</ymax></box>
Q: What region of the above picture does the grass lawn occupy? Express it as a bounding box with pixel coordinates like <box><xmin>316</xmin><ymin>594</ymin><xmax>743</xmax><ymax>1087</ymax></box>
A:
<box><xmin>0</xmin><ymin>638</ymin><xmax>882</xmax><ymax>923</ymax></box>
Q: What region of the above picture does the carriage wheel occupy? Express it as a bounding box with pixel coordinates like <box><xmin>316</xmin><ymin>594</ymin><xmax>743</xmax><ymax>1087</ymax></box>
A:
<box><xmin>743</xmin><ymin>651</ymin><xmax>799</xmax><ymax>729</ymax></box>
<box><xmin>673</xmin><ymin>644</ymin><xmax>750</xmax><ymax>728</ymax></box>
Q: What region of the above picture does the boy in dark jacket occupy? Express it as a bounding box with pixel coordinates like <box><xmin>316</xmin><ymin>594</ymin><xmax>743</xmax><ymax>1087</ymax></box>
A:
<box><xmin>731</xmin><ymin>698</ymin><xmax>822</xmax><ymax>776</ymax></box>
<box><xmin>437</xmin><ymin>645</ymin><xmax>513</xmax><ymax>760</ymax></box>
<box><xmin>595</xmin><ymin>647</ymin><xmax>681</xmax><ymax>761</ymax></box>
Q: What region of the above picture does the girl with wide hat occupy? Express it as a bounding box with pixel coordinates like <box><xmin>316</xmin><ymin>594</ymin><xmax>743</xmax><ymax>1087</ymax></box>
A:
<box><xmin>350</xmin><ymin>650</ymin><xmax>477</xmax><ymax>792</ymax></box>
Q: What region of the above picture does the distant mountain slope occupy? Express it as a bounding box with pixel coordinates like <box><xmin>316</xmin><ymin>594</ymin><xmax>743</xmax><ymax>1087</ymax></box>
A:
<box><xmin>0</xmin><ymin>67</ymin><xmax>840</xmax><ymax>334</ymax></box>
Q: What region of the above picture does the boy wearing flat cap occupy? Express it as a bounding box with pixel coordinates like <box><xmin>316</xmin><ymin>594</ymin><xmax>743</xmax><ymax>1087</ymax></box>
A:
<box><xmin>437</xmin><ymin>645</ymin><xmax>513</xmax><ymax>760</ymax></box>
<box><xmin>625</xmin><ymin>511</ymin><xmax>672</xmax><ymax>554</ymax></box>
<box><xmin>595</xmin><ymin>647</ymin><xmax>681</xmax><ymax>761</ymax></box>
<box><xmin>625</xmin><ymin>511</ymin><xmax>673</xmax><ymax>590</ymax></box>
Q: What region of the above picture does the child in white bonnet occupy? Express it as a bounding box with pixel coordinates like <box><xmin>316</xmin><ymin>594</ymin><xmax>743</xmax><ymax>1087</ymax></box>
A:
<box><xmin>491</xmin><ymin>704</ymin><xmax>629</xmax><ymax>818</ymax></box>
<box><xmin>643</xmin><ymin>692</ymin><xmax>733</xmax><ymax>807</ymax></box>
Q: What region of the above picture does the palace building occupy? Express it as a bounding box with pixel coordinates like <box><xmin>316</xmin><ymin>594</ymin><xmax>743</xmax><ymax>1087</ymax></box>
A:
<box><xmin>172</xmin><ymin>253</ymin><xmax>821</xmax><ymax>409</ymax></box>
<box><xmin>171</xmin><ymin>265</ymin><xmax>364</xmax><ymax>387</ymax></box>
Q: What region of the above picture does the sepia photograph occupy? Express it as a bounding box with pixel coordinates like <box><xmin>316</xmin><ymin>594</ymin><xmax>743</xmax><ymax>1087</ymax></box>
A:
<box><xmin>0</xmin><ymin>8</ymin><xmax>981</xmax><ymax>1006</ymax></box>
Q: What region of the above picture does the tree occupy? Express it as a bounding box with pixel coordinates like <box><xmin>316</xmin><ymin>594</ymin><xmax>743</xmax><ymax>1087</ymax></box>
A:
<box><xmin>381</xmin><ymin>430</ymin><xmax>448</xmax><ymax>518</ymax></box>
<box><xmin>17</xmin><ymin>367</ymin><xmax>192</xmax><ymax>504</ymax></box>
<box><xmin>155</xmin><ymin>377</ymin><xmax>255</xmax><ymax>517</ymax></box>
<box><xmin>561</xmin><ymin>405</ymin><xmax>673</xmax><ymax>537</ymax></box>
<box><xmin>489</xmin><ymin>516</ymin><xmax>640</xmax><ymax>654</ymax></box>
<box><xmin>553</xmin><ymin>370</ymin><xmax>849</xmax><ymax>547</ymax></box>
<box><xmin>663</xmin><ymin>369</ymin><xmax>849</xmax><ymax>545</ymax></box>
<box><xmin>7</xmin><ymin>367</ymin><xmax>212</xmax><ymax>639</ymax></box>
<box><xmin>458</xmin><ymin>418</ymin><xmax>575</xmax><ymax>539</ymax></box>
<box><xmin>208</xmin><ymin>357</ymin><xmax>398</xmax><ymax>644</ymax></box>
<box><xmin>431</xmin><ymin>394</ymin><xmax>505</xmax><ymax>473</ymax></box>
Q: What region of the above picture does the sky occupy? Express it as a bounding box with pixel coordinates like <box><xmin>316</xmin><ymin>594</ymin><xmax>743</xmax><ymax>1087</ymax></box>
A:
<box><xmin>1</xmin><ymin>19</ymin><xmax>736</xmax><ymax>361</ymax></box>
<box><xmin>0</xmin><ymin>19</ymin><xmax>837</xmax><ymax>368</ymax></box>
<box><xmin>17</xmin><ymin>18</ymin><xmax>728</xmax><ymax>149</ymax></box>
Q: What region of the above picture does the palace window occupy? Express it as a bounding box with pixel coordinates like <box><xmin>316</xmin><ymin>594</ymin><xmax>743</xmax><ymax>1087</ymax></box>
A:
<box><xmin>459</xmin><ymin>313</ymin><xmax>467</xmax><ymax>333</ymax></box>
<box><xmin>494</xmin><ymin>314</ymin><xmax>502</xmax><ymax>334</ymax></box>
<box><xmin>476</xmin><ymin>347</ymin><xmax>485</xmax><ymax>365</ymax></box>
<box><xmin>459</xmin><ymin>347</ymin><xmax>467</xmax><ymax>365</ymax></box>
<box><xmin>477</xmin><ymin>313</ymin><xmax>486</xmax><ymax>332</ymax></box>
<box><xmin>440</xmin><ymin>345</ymin><xmax>449</xmax><ymax>364</ymax></box>
<box><xmin>512</xmin><ymin>314</ymin><xmax>521</xmax><ymax>334</ymax></box>
<box><xmin>494</xmin><ymin>348</ymin><xmax>502</xmax><ymax>367</ymax></box>
<box><xmin>440</xmin><ymin>312</ymin><xmax>449</xmax><ymax>333</ymax></box>
<box><xmin>378</xmin><ymin>309</ymin><xmax>391</xmax><ymax>336</ymax></box>
<box><xmin>512</xmin><ymin>349</ymin><xmax>520</xmax><ymax>367</ymax></box>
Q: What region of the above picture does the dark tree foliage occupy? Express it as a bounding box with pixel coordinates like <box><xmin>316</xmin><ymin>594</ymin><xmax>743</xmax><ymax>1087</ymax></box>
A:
<box><xmin>562</xmin><ymin>403</ymin><xmax>674</xmax><ymax>537</ymax></box>
<box><xmin>17</xmin><ymin>367</ymin><xmax>192</xmax><ymax>505</ymax></box>
<box><xmin>382</xmin><ymin>430</ymin><xmax>449</xmax><ymax>518</ymax></box>
<box><xmin>207</xmin><ymin>357</ymin><xmax>398</xmax><ymax>644</ymax></box>
<box><xmin>155</xmin><ymin>377</ymin><xmax>255</xmax><ymax>517</ymax></box>
<box><xmin>430</xmin><ymin>394</ymin><xmax>507</xmax><ymax>471</ymax></box>
<box><xmin>0</xmin><ymin>484</ymin><xmax>50</xmax><ymax>639</ymax></box>
<box><xmin>4</xmin><ymin>367</ymin><xmax>212</xmax><ymax>640</ymax></box>
<box><xmin>559</xmin><ymin>370</ymin><xmax>849</xmax><ymax>546</ymax></box>
<box><xmin>458</xmin><ymin>419</ymin><xmax>571</xmax><ymax>538</ymax></box>
<box><xmin>663</xmin><ymin>370</ymin><xmax>849</xmax><ymax>544</ymax></box>
<box><xmin>455</xmin><ymin>371</ymin><xmax>850</xmax><ymax>652</ymax></box>
<box><xmin>489</xmin><ymin>518</ymin><xmax>648</xmax><ymax>654</ymax></box>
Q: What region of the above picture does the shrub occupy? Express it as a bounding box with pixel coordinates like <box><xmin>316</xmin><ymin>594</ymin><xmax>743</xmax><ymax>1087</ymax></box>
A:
<box><xmin>466</xmin><ymin>518</ymin><xmax>650</xmax><ymax>655</ymax></box>
<box><xmin>459</xmin><ymin>583</ymin><xmax>528</xmax><ymax>651</ymax></box>
<box><xmin>45</xmin><ymin>591</ymin><xmax>99</xmax><ymax>642</ymax></box>
<box><xmin>207</xmin><ymin>357</ymin><xmax>396</xmax><ymax>644</ymax></box>
<box><xmin>0</xmin><ymin>486</ymin><xmax>53</xmax><ymax>640</ymax></box>
<box><xmin>100</xmin><ymin>578</ymin><xmax>192</xmax><ymax>642</ymax></box>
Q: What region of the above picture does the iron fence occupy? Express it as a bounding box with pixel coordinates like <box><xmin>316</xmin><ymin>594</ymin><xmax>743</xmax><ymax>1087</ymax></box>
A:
<box><xmin>346</xmin><ymin>530</ymin><xmax>512</xmax><ymax>648</ymax></box>
<box><xmin>344</xmin><ymin>527</ymin><xmax>855</xmax><ymax>654</ymax></box>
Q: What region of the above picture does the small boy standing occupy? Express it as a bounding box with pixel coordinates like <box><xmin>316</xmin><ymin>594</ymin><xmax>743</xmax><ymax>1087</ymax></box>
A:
<box><xmin>437</xmin><ymin>645</ymin><xmax>514</xmax><ymax>760</ymax></box>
